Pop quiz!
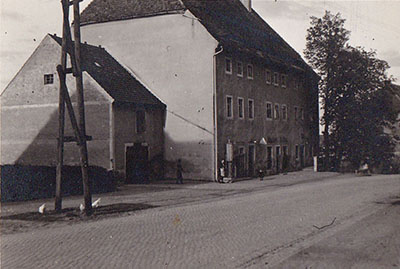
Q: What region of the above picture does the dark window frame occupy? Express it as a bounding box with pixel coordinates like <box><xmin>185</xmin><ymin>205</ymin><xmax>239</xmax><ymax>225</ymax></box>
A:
<box><xmin>248</xmin><ymin>99</ymin><xmax>254</xmax><ymax>120</ymax></box>
<box><xmin>266</xmin><ymin>102</ymin><xmax>273</xmax><ymax>120</ymax></box>
<box><xmin>247</xmin><ymin>64</ymin><xmax>254</xmax><ymax>79</ymax></box>
<box><xmin>226</xmin><ymin>95</ymin><xmax>233</xmax><ymax>119</ymax></box>
<box><xmin>225</xmin><ymin>57</ymin><xmax>232</xmax><ymax>74</ymax></box>
<box><xmin>238</xmin><ymin>97</ymin><xmax>244</xmax><ymax>119</ymax></box>
<box><xmin>44</xmin><ymin>74</ymin><xmax>54</xmax><ymax>85</ymax></box>
<box><xmin>237</xmin><ymin>61</ymin><xmax>243</xmax><ymax>77</ymax></box>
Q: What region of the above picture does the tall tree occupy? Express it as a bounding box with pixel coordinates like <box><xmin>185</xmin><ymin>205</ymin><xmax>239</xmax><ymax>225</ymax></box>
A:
<box><xmin>331</xmin><ymin>47</ymin><xmax>395</xmax><ymax>170</ymax></box>
<box><xmin>304</xmin><ymin>11</ymin><xmax>350</xmax><ymax>170</ymax></box>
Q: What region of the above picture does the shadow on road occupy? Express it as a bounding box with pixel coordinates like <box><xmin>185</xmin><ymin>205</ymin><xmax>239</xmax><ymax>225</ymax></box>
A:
<box><xmin>2</xmin><ymin>203</ymin><xmax>157</xmax><ymax>222</ymax></box>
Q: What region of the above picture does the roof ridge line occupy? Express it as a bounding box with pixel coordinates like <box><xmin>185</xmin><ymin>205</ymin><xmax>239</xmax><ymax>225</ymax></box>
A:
<box><xmin>81</xmin><ymin>9</ymin><xmax>185</xmax><ymax>27</ymax></box>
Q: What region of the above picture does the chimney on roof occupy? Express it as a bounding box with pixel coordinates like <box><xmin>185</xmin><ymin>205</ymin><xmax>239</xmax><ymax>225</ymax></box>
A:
<box><xmin>240</xmin><ymin>0</ymin><xmax>252</xmax><ymax>11</ymax></box>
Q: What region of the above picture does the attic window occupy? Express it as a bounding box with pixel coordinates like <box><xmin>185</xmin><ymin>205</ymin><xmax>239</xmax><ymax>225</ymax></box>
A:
<box><xmin>237</xmin><ymin>62</ymin><xmax>243</xmax><ymax>77</ymax></box>
<box><xmin>273</xmin><ymin>72</ymin><xmax>279</xmax><ymax>86</ymax></box>
<box><xmin>44</xmin><ymin>74</ymin><xmax>54</xmax><ymax>85</ymax></box>
<box><xmin>225</xmin><ymin>58</ymin><xmax>232</xmax><ymax>74</ymax></box>
<box><xmin>265</xmin><ymin>69</ymin><xmax>271</xmax><ymax>84</ymax></box>
<box><xmin>281</xmin><ymin>74</ymin><xmax>287</xmax><ymax>88</ymax></box>
<box><xmin>247</xmin><ymin>64</ymin><xmax>253</xmax><ymax>79</ymax></box>
<box><xmin>94</xmin><ymin>62</ymin><xmax>101</xmax><ymax>67</ymax></box>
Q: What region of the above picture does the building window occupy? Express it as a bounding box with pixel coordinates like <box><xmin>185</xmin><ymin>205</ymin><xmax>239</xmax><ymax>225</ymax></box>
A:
<box><xmin>265</xmin><ymin>69</ymin><xmax>271</xmax><ymax>84</ymax></box>
<box><xmin>273</xmin><ymin>72</ymin><xmax>279</xmax><ymax>86</ymax></box>
<box><xmin>295</xmin><ymin>145</ymin><xmax>299</xmax><ymax>159</ymax></box>
<box><xmin>282</xmin><ymin>104</ymin><xmax>287</xmax><ymax>121</ymax></box>
<box><xmin>276</xmin><ymin>145</ymin><xmax>281</xmax><ymax>159</ymax></box>
<box><xmin>44</xmin><ymin>74</ymin><xmax>54</xmax><ymax>85</ymax></box>
<box><xmin>247</xmin><ymin>64</ymin><xmax>253</xmax><ymax>79</ymax></box>
<box><xmin>294</xmin><ymin>106</ymin><xmax>298</xmax><ymax>120</ymax></box>
<box><xmin>225</xmin><ymin>58</ymin><xmax>232</xmax><ymax>74</ymax></box>
<box><xmin>136</xmin><ymin>110</ymin><xmax>146</xmax><ymax>133</ymax></box>
<box><xmin>267</xmin><ymin>146</ymin><xmax>273</xmax><ymax>169</ymax></box>
<box><xmin>238</xmin><ymin>97</ymin><xmax>244</xmax><ymax>119</ymax></box>
<box><xmin>248</xmin><ymin>99</ymin><xmax>254</xmax><ymax>119</ymax></box>
<box><xmin>226</xmin><ymin>95</ymin><xmax>233</xmax><ymax>118</ymax></box>
<box><xmin>281</xmin><ymin>74</ymin><xmax>287</xmax><ymax>88</ymax></box>
<box><xmin>274</xmin><ymin>104</ymin><xmax>280</xmax><ymax>119</ymax></box>
<box><xmin>237</xmin><ymin>62</ymin><xmax>243</xmax><ymax>77</ymax></box>
<box><xmin>266</xmin><ymin>102</ymin><xmax>273</xmax><ymax>120</ymax></box>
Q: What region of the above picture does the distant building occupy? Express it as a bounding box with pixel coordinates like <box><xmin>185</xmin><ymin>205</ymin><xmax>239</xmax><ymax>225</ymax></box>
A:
<box><xmin>80</xmin><ymin>0</ymin><xmax>319</xmax><ymax>180</ymax></box>
<box><xmin>1</xmin><ymin>34</ymin><xmax>166</xmax><ymax>183</ymax></box>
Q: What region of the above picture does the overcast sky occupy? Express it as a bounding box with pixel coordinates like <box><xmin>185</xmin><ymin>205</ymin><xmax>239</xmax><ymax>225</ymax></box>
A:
<box><xmin>1</xmin><ymin>0</ymin><xmax>399</xmax><ymax>93</ymax></box>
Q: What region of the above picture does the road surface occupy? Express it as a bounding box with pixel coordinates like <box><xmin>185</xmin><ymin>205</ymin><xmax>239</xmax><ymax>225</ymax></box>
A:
<box><xmin>1</xmin><ymin>171</ymin><xmax>399</xmax><ymax>268</ymax></box>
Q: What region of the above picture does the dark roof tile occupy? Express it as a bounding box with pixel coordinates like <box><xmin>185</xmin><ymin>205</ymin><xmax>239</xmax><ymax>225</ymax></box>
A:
<box><xmin>80</xmin><ymin>0</ymin><xmax>308</xmax><ymax>69</ymax></box>
<box><xmin>50</xmin><ymin>34</ymin><xmax>165</xmax><ymax>108</ymax></box>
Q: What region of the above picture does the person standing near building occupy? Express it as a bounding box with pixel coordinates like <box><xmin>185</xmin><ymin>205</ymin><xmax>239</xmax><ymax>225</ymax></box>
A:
<box><xmin>219</xmin><ymin>160</ymin><xmax>225</xmax><ymax>183</ymax></box>
<box><xmin>176</xmin><ymin>159</ymin><xmax>184</xmax><ymax>184</ymax></box>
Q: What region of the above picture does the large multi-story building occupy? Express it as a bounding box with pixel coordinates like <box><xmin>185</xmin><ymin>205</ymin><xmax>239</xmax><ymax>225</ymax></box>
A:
<box><xmin>80</xmin><ymin>0</ymin><xmax>319</xmax><ymax>180</ymax></box>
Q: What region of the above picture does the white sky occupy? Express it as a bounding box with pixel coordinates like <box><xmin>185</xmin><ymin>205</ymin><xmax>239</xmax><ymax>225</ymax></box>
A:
<box><xmin>1</xmin><ymin>0</ymin><xmax>400</xmax><ymax>93</ymax></box>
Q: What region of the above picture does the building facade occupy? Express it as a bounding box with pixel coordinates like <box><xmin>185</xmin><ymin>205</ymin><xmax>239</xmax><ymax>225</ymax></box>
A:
<box><xmin>216</xmin><ymin>51</ymin><xmax>318</xmax><ymax>177</ymax></box>
<box><xmin>79</xmin><ymin>0</ymin><xmax>319</xmax><ymax>180</ymax></box>
<box><xmin>1</xmin><ymin>34</ymin><xmax>166</xmax><ymax>182</ymax></box>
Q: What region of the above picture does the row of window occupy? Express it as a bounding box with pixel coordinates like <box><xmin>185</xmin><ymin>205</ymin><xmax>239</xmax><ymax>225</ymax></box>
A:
<box><xmin>226</xmin><ymin>96</ymin><xmax>304</xmax><ymax>121</ymax></box>
<box><xmin>225</xmin><ymin>57</ymin><xmax>302</xmax><ymax>89</ymax></box>
<box><xmin>265</xmin><ymin>144</ymin><xmax>306</xmax><ymax>169</ymax></box>
<box><xmin>225</xmin><ymin>58</ymin><xmax>254</xmax><ymax>79</ymax></box>
<box><xmin>235</xmin><ymin>144</ymin><xmax>307</xmax><ymax>159</ymax></box>
<box><xmin>226</xmin><ymin>96</ymin><xmax>254</xmax><ymax>119</ymax></box>
<box><xmin>231</xmin><ymin>143</ymin><xmax>308</xmax><ymax>172</ymax></box>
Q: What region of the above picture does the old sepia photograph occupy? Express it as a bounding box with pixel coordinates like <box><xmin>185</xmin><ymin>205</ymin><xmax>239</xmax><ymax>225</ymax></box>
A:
<box><xmin>1</xmin><ymin>0</ymin><xmax>399</xmax><ymax>268</ymax></box>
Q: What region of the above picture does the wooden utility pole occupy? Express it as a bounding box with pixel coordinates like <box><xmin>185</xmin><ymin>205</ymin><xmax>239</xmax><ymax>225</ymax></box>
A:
<box><xmin>55</xmin><ymin>0</ymin><xmax>92</xmax><ymax>215</ymax></box>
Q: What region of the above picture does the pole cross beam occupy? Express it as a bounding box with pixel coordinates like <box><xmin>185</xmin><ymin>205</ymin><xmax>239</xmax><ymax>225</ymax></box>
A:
<box><xmin>55</xmin><ymin>0</ymin><xmax>93</xmax><ymax>216</ymax></box>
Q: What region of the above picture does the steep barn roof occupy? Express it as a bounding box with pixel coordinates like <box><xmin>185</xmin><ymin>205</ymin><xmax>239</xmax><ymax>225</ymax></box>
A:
<box><xmin>80</xmin><ymin>0</ymin><xmax>308</xmax><ymax>69</ymax></box>
<box><xmin>50</xmin><ymin>34</ymin><xmax>165</xmax><ymax>108</ymax></box>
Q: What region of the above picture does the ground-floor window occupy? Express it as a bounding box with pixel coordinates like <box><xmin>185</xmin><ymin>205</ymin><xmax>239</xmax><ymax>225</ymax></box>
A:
<box><xmin>267</xmin><ymin>146</ymin><xmax>273</xmax><ymax>169</ymax></box>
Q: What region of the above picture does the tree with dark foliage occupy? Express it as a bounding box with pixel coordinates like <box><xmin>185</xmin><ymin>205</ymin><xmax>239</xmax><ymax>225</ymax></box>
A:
<box><xmin>331</xmin><ymin>47</ymin><xmax>396</xmax><ymax>170</ymax></box>
<box><xmin>304</xmin><ymin>11</ymin><xmax>350</xmax><ymax>170</ymax></box>
<box><xmin>305</xmin><ymin>11</ymin><xmax>396</xmax><ymax>171</ymax></box>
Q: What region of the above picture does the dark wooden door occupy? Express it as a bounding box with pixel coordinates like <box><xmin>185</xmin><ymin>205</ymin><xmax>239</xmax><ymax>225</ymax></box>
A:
<box><xmin>300</xmin><ymin>145</ymin><xmax>305</xmax><ymax>168</ymax></box>
<box><xmin>248</xmin><ymin>145</ymin><xmax>255</xmax><ymax>177</ymax></box>
<box><xmin>126</xmin><ymin>143</ymin><xmax>149</xmax><ymax>184</ymax></box>
<box><xmin>276</xmin><ymin>146</ymin><xmax>281</xmax><ymax>173</ymax></box>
